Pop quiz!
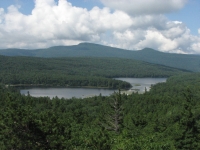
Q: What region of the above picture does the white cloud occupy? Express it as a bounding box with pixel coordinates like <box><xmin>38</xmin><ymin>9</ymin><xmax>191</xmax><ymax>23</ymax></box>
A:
<box><xmin>100</xmin><ymin>0</ymin><xmax>188</xmax><ymax>15</ymax></box>
<box><xmin>111</xmin><ymin>28</ymin><xmax>179</xmax><ymax>52</ymax></box>
<box><xmin>0</xmin><ymin>0</ymin><xmax>200</xmax><ymax>54</ymax></box>
<box><xmin>192</xmin><ymin>43</ymin><xmax>200</xmax><ymax>53</ymax></box>
<box><xmin>110</xmin><ymin>19</ymin><xmax>200</xmax><ymax>54</ymax></box>
<box><xmin>198</xmin><ymin>28</ymin><xmax>200</xmax><ymax>34</ymax></box>
<box><xmin>162</xmin><ymin>21</ymin><xmax>186</xmax><ymax>39</ymax></box>
<box><xmin>0</xmin><ymin>0</ymin><xmax>134</xmax><ymax>49</ymax></box>
<box><xmin>136</xmin><ymin>29</ymin><xmax>178</xmax><ymax>52</ymax></box>
<box><xmin>89</xmin><ymin>7</ymin><xmax>133</xmax><ymax>32</ymax></box>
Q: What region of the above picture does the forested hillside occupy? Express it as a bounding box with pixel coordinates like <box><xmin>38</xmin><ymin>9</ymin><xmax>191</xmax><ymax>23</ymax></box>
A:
<box><xmin>0</xmin><ymin>55</ymin><xmax>185</xmax><ymax>88</ymax></box>
<box><xmin>1</xmin><ymin>45</ymin><xmax>199</xmax><ymax>149</ymax></box>
<box><xmin>1</xmin><ymin>73</ymin><xmax>200</xmax><ymax>149</ymax></box>
<box><xmin>1</xmin><ymin>43</ymin><xmax>200</xmax><ymax>72</ymax></box>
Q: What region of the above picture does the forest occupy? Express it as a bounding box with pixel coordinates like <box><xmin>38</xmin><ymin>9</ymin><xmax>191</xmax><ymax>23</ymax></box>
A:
<box><xmin>0</xmin><ymin>53</ymin><xmax>200</xmax><ymax>149</ymax></box>
<box><xmin>0</xmin><ymin>55</ymin><xmax>186</xmax><ymax>89</ymax></box>
<box><xmin>1</xmin><ymin>72</ymin><xmax>200</xmax><ymax>149</ymax></box>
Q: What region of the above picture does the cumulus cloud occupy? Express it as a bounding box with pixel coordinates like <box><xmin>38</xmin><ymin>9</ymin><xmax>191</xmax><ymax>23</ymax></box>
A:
<box><xmin>0</xmin><ymin>0</ymin><xmax>200</xmax><ymax>54</ymax></box>
<box><xmin>0</xmin><ymin>0</ymin><xmax>133</xmax><ymax>49</ymax></box>
<box><xmin>100</xmin><ymin>0</ymin><xmax>188</xmax><ymax>15</ymax></box>
<box><xmin>137</xmin><ymin>29</ymin><xmax>178</xmax><ymax>51</ymax></box>
<box><xmin>109</xmin><ymin>18</ymin><xmax>200</xmax><ymax>54</ymax></box>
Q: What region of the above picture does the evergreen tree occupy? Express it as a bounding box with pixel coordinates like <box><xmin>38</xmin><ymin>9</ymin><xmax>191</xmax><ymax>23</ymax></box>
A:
<box><xmin>101</xmin><ymin>90</ymin><xmax>123</xmax><ymax>134</ymax></box>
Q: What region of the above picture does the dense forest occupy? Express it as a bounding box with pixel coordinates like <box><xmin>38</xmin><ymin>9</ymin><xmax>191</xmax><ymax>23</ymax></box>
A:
<box><xmin>1</xmin><ymin>50</ymin><xmax>200</xmax><ymax>149</ymax></box>
<box><xmin>0</xmin><ymin>55</ymin><xmax>186</xmax><ymax>89</ymax></box>
<box><xmin>1</xmin><ymin>73</ymin><xmax>200</xmax><ymax>149</ymax></box>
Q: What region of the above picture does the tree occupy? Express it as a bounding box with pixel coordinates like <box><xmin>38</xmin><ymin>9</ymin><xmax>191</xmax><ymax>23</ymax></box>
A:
<box><xmin>101</xmin><ymin>90</ymin><xmax>123</xmax><ymax>134</ymax></box>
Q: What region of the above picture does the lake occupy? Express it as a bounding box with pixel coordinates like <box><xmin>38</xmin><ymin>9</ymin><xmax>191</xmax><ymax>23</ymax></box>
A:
<box><xmin>20</xmin><ymin>78</ymin><xmax>167</xmax><ymax>99</ymax></box>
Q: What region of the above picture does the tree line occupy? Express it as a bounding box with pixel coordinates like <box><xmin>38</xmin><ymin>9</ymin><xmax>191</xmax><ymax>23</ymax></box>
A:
<box><xmin>0</xmin><ymin>55</ymin><xmax>187</xmax><ymax>89</ymax></box>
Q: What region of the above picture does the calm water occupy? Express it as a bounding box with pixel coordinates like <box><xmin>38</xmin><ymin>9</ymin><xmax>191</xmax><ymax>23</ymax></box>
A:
<box><xmin>115</xmin><ymin>78</ymin><xmax>166</xmax><ymax>93</ymax></box>
<box><xmin>20</xmin><ymin>87</ymin><xmax>116</xmax><ymax>99</ymax></box>
<box><xmin>20</xmin><ymin>78</ymin><xmax>167</xmax><ymax>99</ymax></box>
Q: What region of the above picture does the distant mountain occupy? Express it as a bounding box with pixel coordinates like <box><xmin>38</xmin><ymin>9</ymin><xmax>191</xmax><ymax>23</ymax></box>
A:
<box><xmin>0</xmin><ymin>43</ymin><xmax>200</xmax><ymax>72</ymax></box>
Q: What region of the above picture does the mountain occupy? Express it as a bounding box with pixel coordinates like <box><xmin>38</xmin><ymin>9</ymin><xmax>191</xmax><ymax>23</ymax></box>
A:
<box><xmin>0</xmin><ymin>43</ymin><xmax>200</xmax><ymax>72</ymax></box>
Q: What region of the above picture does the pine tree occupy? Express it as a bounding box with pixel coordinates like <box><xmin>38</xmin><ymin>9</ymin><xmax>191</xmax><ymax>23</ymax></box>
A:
<box><xmin>101</xmin><ymin>90</ymin><xmax>123</xmax><ymax>134</ymax></box>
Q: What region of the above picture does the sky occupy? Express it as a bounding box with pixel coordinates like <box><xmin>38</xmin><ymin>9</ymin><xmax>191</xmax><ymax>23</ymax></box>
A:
<box><xmin>0</xmin><ymin>0</ymin><xmax>200</xmax><ymax>54</ymax></box>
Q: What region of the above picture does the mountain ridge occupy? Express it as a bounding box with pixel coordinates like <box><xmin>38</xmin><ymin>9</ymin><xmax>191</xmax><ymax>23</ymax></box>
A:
<box><xmin>0</xmin><ymin>42</ymin><xmax>200</xmax><ymax>72</ymax></box>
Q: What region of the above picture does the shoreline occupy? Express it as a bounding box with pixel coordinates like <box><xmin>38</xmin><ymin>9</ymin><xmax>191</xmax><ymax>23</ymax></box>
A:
<box><xmin>6</xmin><ymin>84</ymin><xmax>130</xmax><ymax>91</ymax></box>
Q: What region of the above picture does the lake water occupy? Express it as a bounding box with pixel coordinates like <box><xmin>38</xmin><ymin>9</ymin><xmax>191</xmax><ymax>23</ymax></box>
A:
<box><xmin>20</xmin><ymin>87</ymin><xmax>116</xmax><ymax>99</ymax></box>
<box><xmin>20</xmin><ymin>78</ymin><xmax>167</xmax><ymax>99</ymax></box>
<box><xmin>115</xmin><ymin>78</ymin><xmax>166</xmax><ymax>93</ymax></box>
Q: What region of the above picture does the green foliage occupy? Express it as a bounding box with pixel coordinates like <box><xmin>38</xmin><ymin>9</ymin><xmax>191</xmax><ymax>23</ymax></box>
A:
<box><xmin>1</xmin><ymin>73</ymin><xmax>200</xmax><ymax>149</ymax></box>
<box><xmin>0</xmin><ymin>55</ymin><xmax>185</xmax><ymax>89</ymax></box>
<box><xmin>174</xmin><ymin>88</ymin><xmax>200</xmax><ymax>149</ymax></box>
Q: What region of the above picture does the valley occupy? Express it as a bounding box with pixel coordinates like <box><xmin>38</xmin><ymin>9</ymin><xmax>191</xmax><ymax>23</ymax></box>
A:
<box><xmin>1</xmin><ymin>43</ymin><xmax>200</xmax><ymax>149</ymax></box>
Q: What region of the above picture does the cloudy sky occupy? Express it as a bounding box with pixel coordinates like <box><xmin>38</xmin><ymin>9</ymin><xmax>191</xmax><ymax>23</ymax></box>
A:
<box><xmin>0</xmin><ymin>0</ymin><xmax>199</xmax><ymax>54</ymax></box>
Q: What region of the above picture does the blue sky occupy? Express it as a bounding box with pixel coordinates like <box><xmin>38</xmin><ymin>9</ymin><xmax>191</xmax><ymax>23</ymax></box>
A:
<box><xmin>0</xmin><ymin>0</ymin><xmax>199</xmax><ymax>54</ymax></box>
<box><xmin>166</xmin><ymin>0</ymin><xmax>200</xmax><ymax>35</ymax></box>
